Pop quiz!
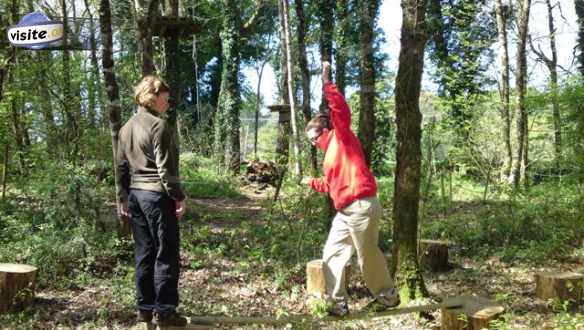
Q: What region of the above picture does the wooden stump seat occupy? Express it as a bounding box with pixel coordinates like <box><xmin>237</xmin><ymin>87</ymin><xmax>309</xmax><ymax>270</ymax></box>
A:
<box><xmin>0</xmin><ymin>263</ymin><xmax>38</xmax><ymax>314</ymax></box>
<box><xmin>441</xmin><ymin>295</ymin><xmax>505</xmax><ymax>330</ymax></box>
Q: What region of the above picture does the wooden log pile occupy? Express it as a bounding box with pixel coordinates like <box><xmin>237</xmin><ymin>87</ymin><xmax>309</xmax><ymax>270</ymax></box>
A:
<box><xmin>241</xmin><ymin>160</ymin><xmax>282</xmax><ymax>187</ymax></box>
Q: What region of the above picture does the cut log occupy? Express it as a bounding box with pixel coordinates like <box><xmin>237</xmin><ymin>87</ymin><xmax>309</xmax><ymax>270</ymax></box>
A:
<box><xmin>535</xmin><ymin>271</ymin><xmax>583</xmax><ymax>303</ymax></box>
<box><xmin>419</xmin><ymin>239</ymin><xmax>452</xmax><ymax>272</ymax></box>
<box><xmin>0</xmin><ymin>263</ymin><xmax>38</xmax><ymax>314</ymax></box>
<box><xmin>441</xmin><ymin>295</ymin><xmax>505</xmax><ymax>330</ymax></box>
<box><xmin>306</xmin><ymin>259</ymin><xmax>351</xmax><ymax>297</ymax></box>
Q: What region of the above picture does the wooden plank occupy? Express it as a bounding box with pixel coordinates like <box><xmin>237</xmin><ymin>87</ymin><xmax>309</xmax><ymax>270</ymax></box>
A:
<box><xmin>187</xmin><ymin>299</ymin><xmax>463</xmax><ymax>326</ymax></box>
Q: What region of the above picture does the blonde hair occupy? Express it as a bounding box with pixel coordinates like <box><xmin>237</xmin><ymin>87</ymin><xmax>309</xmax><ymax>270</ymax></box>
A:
<box><xmin>133</xmin><ymin>75</ymin><xmax>170</xmax><ymax>108</ymax></box>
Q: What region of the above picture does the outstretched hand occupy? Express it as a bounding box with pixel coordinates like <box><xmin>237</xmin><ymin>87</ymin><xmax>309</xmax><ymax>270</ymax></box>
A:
<box><xmin>322</xmin><ymin>61</ymin><xmax>331</xmax><ymax>84</ymax></box>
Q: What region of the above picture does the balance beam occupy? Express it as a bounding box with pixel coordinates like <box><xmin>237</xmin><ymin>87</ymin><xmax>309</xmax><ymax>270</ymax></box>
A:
<box><xmin>186</xmin><ymin>298</ymin><xmax>464</xmax><ymax>326</ymax></box>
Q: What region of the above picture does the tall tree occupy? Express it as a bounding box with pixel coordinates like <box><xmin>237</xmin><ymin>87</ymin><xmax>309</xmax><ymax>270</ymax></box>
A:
<box><xmin>163</xmin><ymin>0</ymin><xmax>182</xmax><ymax>130</ymax></box>
<box><xmin>215</xmin><ymin>0</ymin><xmax>242</xmax><ymax>173</ymax></box>
<box><xmin>274</xmin><ymin>0</ymin><xmax>291</xmax><ymax>168</ymax></box>
<box><xmin>99</xmin><ymin>0</ymin><xmax>129</xmax><ymax>235</ymax></box>
<box><xmin>318</xmin><ymin>0</ymin><xmax>334</xmax><ymax>113</ymax></box>
<box><xmin>281</xmin><ymin>0</ymin><xmax>302</xmax><ymax>179</ymax></box>
<box><xmin>83</xmin><ymin>0</ymin><xmax>101</xmax><ymax>128</ymax></box>
<box><xmin>61</xmin><ymin>0</ymin><xmax>80</xmax><ymax>161</ymax></box>
<box><xmin>510</xmin><ymin>0</ymin><xmax>531</xmax><ymax>188</ymax></box>
<box><xmin>576</xmin><ymin>0</ymin><xmax>584</xmax><ymax>75</ymax></box>
<box><xmin>294</xmin><ymin>0</ymin><xmax>317</xmax><ymax>173</ymax></box>
<box><xmin>357</xmin><ymin>0</ymin><xmax>379</xmax><ymax>166</ymax></box>
<box><xmin>215</xmin><ymin>0</ymin><xmax>266</xmax><ymax>174</ymax></box>
<box><xmin>37</xmin><ymin>51</ymin><xmax>57</xmax><ymax>151</ymax></box>
<box><xmin>335</xmin><ymin>0</ymin><xmax>350</xmax><ymax>96</ymax></box>
<box><xmin>391</xmin><ymin>0</ymin><xmax>429</xmax><ymax>298</ymax></box>
<box><xmin>427</xmin><ymin>0</ymin><xmax>497</xmax><ymax>138</ymax></box>
<box><xmin>134</xmin><ymin>0</ymin><xmax>160</xmax><ymax>75</ymax></box>
<box><xmin>530</xmin><ymin>0</ymin><xmax>562</xmax><ymax>169</ymax></box>
<box><xmin>495</xmin><ymin>0</ymin><xmax>512</xmax><ymax>178</ymax></box>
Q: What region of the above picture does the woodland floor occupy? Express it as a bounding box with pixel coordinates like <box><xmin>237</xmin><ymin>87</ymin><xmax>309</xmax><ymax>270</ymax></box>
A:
<box><xmin>2</xmin><ymin>184</ymin><xmax>583</xmax><ymax>330</ymax></box>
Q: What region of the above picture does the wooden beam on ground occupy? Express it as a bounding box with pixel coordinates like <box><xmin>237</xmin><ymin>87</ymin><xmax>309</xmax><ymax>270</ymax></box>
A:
<box><xmin>187</xmin><ymin>299</ymin><xmax>463</xmax><ymax>326</ymax></box>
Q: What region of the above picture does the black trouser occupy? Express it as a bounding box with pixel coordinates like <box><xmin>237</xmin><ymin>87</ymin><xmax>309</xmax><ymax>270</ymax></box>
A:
<box><xmin>129</xmin><ymin>189</ymin><xmax>180</xmax><ymax>314</ymax></box>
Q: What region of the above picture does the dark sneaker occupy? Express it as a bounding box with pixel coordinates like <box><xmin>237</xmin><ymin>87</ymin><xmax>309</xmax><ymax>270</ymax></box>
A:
<box><xmin>327</xmin><ymin>300</ymin><xmax>349</xmax><ymax>317</ymax></box>
<box><xmin>153</xmin><ymin>310</ymin><xmax>188</xmax><ymax>327</ymax></box>
<box><xmin>137</xmin><ymin>309</ymin><xmax>153</xmax><ymax>323</ymax></box>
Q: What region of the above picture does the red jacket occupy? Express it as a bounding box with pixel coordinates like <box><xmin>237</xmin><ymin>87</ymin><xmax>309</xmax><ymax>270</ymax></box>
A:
<box><xmin>308</xmin><ymin>82</ymin><xmax>377</xmax><ymax>210</ymax></box>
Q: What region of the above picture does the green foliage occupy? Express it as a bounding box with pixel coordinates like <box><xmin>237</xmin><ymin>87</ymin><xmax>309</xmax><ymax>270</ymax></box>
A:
<box><xmin>422</xmin><ymin>177</ymin><xmax>584</xmax><ymax>263</ymax></box>
<box><xmin>427</xmin><ymin>0</ymin><xmax>497</xmax><ymax>134</ymax></box>
<box><xmin>180</xmin><ymin>153</ymin><xmax>242</xmax><ymax>198</ymax></box>
<box><xmin>307</xmin><ymin>297</ymin><xmax>328</xmax><ymax>318</ymax></box>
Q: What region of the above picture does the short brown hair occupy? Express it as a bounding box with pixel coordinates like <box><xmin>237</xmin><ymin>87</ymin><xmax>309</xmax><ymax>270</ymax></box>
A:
<box><xmin>134</xmin><ymin>75</ymin><xmax>170</xmax><ymax>108</ymax></box>
<box><xmin>305</xmin><ymin>113</ymin><xmax>330</xmax><ymax>133</ymax></box>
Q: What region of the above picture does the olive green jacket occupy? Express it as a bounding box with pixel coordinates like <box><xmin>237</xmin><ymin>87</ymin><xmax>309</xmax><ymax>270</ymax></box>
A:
<box><xmin>116</xmin><ymin>106</ymin><xmax>185</xmax><ymax>203</ymax></box>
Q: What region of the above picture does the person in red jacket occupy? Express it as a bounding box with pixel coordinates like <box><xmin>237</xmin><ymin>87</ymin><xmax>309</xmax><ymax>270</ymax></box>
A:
<box><xmin>304</xmin><ymin>62</ymin><xmax>400</xmax><ymax>316</ymax></box>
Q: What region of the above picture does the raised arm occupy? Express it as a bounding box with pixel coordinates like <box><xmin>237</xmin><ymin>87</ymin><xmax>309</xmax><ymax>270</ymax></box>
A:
<box><xmin>322</xmin><ymin>62</ymin><xmax>351</xmax><ymax>132</ymax></box>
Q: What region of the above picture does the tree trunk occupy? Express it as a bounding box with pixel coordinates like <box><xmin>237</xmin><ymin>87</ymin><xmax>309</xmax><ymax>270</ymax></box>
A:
<box><xmin>357</xmin><ymin>0</ymin><xmax>379</xmax><ymax>167</ymax></box>
<box><xmin>37</xmin><ymin>51</ymin><xmax>57</xmax><ymax>152</ymax></box>
<box><xmin>294</xmin><ymin>0</ymin><xmax>318</xmax><ymax>174</ymax></box>
<box><xmin>2</xmin><ymin>144</ymin><xmax>8</xmax><ymax>201</ymax></box>
<box><xmin>576</xmin><ymin>0</ymin><xmax>584</xmax><ymax>75</ymax></box>
<box><xmin>281</xmin><ymin>0</ymin><xmax>302</xmax><ymax>179</ymax></box>
<box><xmin>495</xmin><ymin>0</ymin><xmax>512</xmax><ymax>178</ymax></box>
<box><xmin>217</xmin><ymin>0</ymin><xmax>242</xmax><ymax>174</ymax></box>
<box><xmin>135</xmin><ymin>0</ymin><xmax>159</xmax><ymax>75</ymax></box>
<box><xmin>391</xmin><ymin>0</ymin><xmax>429</xmax><ymax>299</ymax></box>
<box><xmin>84</xmin><ymin>0</ymin><xmax>99</xmax><ymax>128</ymax></box>
<box><xmin>9</xmin><ymin>86</ymin><xmax>25</xmax><ymax>174</ymax></box>
<box><xmin>510</xmin><ymin>0</ymin><xmax>531</xmax><ymax>189</ymax></box>
<box><xmin>163</xmin><ymin>0</ymin><xmax>181</xmax><ymax>132</ymax></box>
<box><xmin>319</xmin><ymin>0</ymin><xmax>334</xmax><ymax>114</ymax></box>
<box><xmin>335</xmin><ymin>0</ymin><xmax>349</xmax><ymax>96</ymax></box>
<box><xmin>275</xmin><ymin>0</ymin><xmax>291</xmax><ymax>168</ymax></box>
<box><xmin>254</xmin><ymin>60</ymin><xmax>267</xmax><ymax>161</ymax></box>
<box><xmin>99</xmin><ymin>0</ymin><xmax>130</xmax><ymax>237</ymax></box>
<box><xmin>61</xmin><ymin>0</ymin><xmax>79</xmax><ymax>161</ymax></box>
<box><xmin>546</xmin><ymin>0</ymin><xmax>561</xmax><ymax>170</ymax></box>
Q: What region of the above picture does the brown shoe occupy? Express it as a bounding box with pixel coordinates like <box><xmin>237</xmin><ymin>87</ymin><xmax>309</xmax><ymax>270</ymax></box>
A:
<box><xmin>153</xmin><ymin>310</ymin><xmax>188</xmax><ymax>327</ymax></box>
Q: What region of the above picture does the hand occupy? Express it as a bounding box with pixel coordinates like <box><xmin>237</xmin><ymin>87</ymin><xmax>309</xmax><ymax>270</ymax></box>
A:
<box><xmin>322</xmin><ymin>61</ymin><xmax>331</xmax><ymax>84</ymax></box>
<box><xmin>118</xmin><ymin>201</ymin><xmax>130</xmax><ymax>219</ymax></box>
<box><xmin>301</xmin><ymin>177</ymin><xmax>312</xmax><ymax>185</ymax></box>
<box><xmin>176</xmin><ymin>199</ymin><xmax>186</xmax><ymax>220</ymax></box>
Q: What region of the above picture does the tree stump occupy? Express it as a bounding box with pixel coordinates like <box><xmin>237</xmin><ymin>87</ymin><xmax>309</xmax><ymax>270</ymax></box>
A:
<box><xmin>419</xmin><ymin>239</ymin><xmax>452</xmax><ymax>272</ymax></box>
<box><xmin>535</xmin><ymin>271</ymin><xmax>583</xmax><ymax>303</ymax></box>
<box><xmin>0</xmin><ymin>263</ymin><xmax>38</xmax><ymax>314</ymax></box>
<box><xmin>441</xmin><ymin>295</ymin><xmax>504</xmax><ymax>330</ymax></box>
<box><xmin>306</xmin><ymin>259</ymin><xmax>351</xmax><ymax>297</ymax></box>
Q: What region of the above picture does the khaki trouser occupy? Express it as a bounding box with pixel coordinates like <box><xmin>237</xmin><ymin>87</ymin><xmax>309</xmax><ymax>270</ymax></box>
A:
<box><xmin>323</xmin><ymin>196</ymin><xmax>394</xmax><ymax>301</ymax></box>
